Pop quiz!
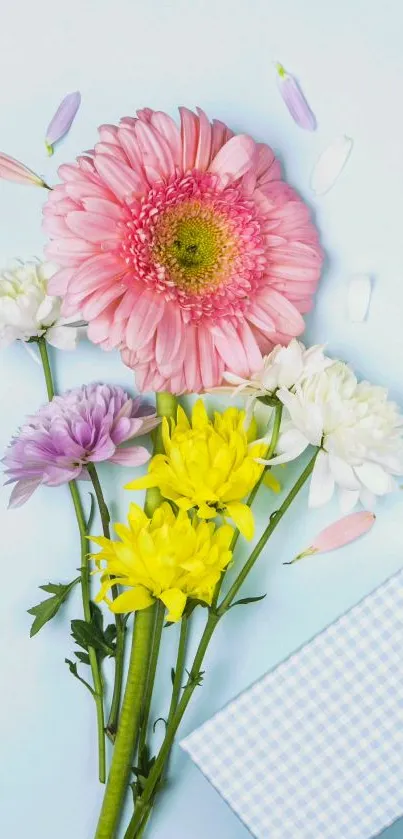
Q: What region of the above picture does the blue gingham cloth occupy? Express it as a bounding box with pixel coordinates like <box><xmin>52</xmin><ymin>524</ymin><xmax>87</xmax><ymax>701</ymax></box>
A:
<box><xmin>181</xmin><ymin>569</ymin><xmax>403</xmax><ymax>839</ymax></box>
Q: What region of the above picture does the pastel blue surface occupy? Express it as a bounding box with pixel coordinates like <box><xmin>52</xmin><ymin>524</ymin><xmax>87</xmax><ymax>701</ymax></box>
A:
<box><xmin>1</xmin><ymin>2</ymin><xmax>403</xmax><ymax>838</ymax></box>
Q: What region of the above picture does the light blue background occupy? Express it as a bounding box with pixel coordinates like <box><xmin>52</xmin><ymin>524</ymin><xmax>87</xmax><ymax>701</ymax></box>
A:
<box><xmin>1</xmin><ymin>1</ymin><xmax>403</xmax><ymax>837</ymax></box>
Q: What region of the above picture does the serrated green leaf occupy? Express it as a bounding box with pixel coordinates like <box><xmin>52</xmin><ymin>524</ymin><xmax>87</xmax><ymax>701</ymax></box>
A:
<box><xmin>90</xmin><ymin>601</ymin><xmax>104</xmax><ymax>632</ymax></box>
<box><xmin>228</xmin><ymin>594</ymin><xmax>267</xmax><ymax>610</ymax></box>
<box><xmin>71</xmin><ymin>611</ymin><xmax>116</xmax><ymax>661</ymax></box>
<box><xmin>28</xmin><ymin>577</ymin><xmax>80</xmax><ymax>637</ymax></box>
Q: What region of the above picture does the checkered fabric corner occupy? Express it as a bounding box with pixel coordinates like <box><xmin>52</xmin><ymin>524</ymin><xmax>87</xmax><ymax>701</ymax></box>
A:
<box><xmin>181</xmin><ymin>569</ymin><xmax>403</xmax><ymax>839</ymax></box>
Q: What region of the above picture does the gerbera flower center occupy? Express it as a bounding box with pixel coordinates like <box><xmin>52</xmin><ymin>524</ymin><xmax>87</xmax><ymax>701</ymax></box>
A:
<box><xmin>152</xmin><ymin>200</ymin><xmax>237</xmax><ymax>293</ymax></box>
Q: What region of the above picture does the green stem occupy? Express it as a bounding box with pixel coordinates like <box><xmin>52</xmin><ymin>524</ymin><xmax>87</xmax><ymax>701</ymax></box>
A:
<box><xmin>87</xmin><ymin>462</ymin><xmax>125</xmax><ymax>741</ymax></box>
<box><xmin>69</xmin><ymin>480</ymin><xmax>107</xmax><ymax>783</ymax></box>
<box><xmin>94</xmin><ymin>606</ymin><xmax>156</xmax><ymax>839</ymax></box>
<box><xmin>167</xmin><ymin>616</ymin><xmax>188</xmax><ymax>727</ymax></box>
<box><xmin>137</xmin><ymin>600</ymin><xmax>166</xmax><ymax>762</ymax></box>
<box><xmin>124</xmin><ymin>614</ymin><xmax>219</xmax><ymax>839</ymax></box>
<box><xmin>125</xmin><ymin>449</ymin><xmax>318</xmax><ymax>836</ymax></box>
<box><xmin>129</xmin><ymin>614</ymin><xmax>189</xmax><ymax>839</ymax></box>
<box><xmin>37</xmin><ymin>337</ymin><xmax>55</xmax><ymax>399</ymax></box>
<box><xmin>37</xmin><ymin>337</ymin><xmax>106</xmax><ymax>782</ymax></box>
<box><xmin>218</xmin><ymin>449</ymin><xmax>317</xmax><ymax>615</ymax></box>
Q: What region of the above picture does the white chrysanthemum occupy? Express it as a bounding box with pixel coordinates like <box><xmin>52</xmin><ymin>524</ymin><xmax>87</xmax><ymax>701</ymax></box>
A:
<box><xmin>264</xmin><ymin>361</ymin><xmax>403</xmax><ymax>510</ymax></box>
<box><xmin>214</xmin><ymin>340</ymin><xmax>330</xmax><ymax>415</ymax></box>
<box><xmin>0</xmin><ymin>261</ymin><xmax>79</xmax><ymax>350</ymax></box>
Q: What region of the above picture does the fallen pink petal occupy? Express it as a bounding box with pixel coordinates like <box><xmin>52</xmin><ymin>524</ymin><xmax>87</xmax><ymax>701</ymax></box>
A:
<box><xmin>285</xmin><ymin>511</ymin><xmax>376</xmax><ymax>564</ymax></box>
<box><xmin>275</xmin><ymin>62</ymin><xmax>316</xmax><ymax>131</ymax></box>
<box><xmin>45</xmin><ymin>91</ymin><xmax>81</xmax><ymax>156</ymax></box>
<box><xmin>0</xmin><ymin>152</ymin><xmax>49</xmax><ymax>188</ymax></box>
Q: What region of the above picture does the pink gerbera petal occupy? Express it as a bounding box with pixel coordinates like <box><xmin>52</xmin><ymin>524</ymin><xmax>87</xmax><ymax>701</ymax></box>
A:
<box><xmin>43</xmin><ymin>106</ymin><xmax>323</xmax><ymax>392</ymax></box>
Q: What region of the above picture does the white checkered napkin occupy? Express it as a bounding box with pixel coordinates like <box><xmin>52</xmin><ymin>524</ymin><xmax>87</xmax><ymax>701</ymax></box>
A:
<box><xmin>181</xmin><ymin>569</ymin><xmax>403</xmax><ymax>839</ymax></box>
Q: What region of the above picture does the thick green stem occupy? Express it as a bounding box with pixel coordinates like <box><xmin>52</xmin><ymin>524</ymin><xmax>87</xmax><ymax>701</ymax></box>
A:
<box><xmin>131</xmin><ymin>610</ymin><xmax>189</xmax><ymax>838</ymax></box>
<box><xmin>87</xmin><ymin>462</ymin><xmax>125</xmax><ymax>741</ymax></box>
<box><xmin>37</xmin><ymin>337</ymin><xmax>106</xmax><ymax>782</ymax></box>
<box><xmin>94</xmin><ymin>606</ymin><xmax>156</xmax><ymax>839</ymax></box>
<box><xmin>137</xmin><ymin>600</ymin><xmax>166</xmax><ymax>762</ymax></box>
<box><xmin>124</xmin><ymin>614</ymin><xmax>219</xmax><ymax>839</ymax></box>
<box><xmin>125</xmin><ymin>450</ymin><xmax>318</xmax><ymax>836</ymax></box>
<box><xmin>69</xmin><ymin>481</ymin><xmax>107</xmax><ymax>783</ymax></box>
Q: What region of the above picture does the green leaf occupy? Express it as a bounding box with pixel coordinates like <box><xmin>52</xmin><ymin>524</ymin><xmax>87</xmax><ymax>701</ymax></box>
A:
<box><xmin>28</xmin><ymin>577</ymin><xmax>80</xmax><ymax>637</ymax></box>
<box><xmin>85</xmin><ymin>492</ymin><xmax>96</xmax><ymax>531</ymax></box>
<box><xmin>183</xmin><ymin>597</ymin><xmax>207</xmax><ymax>618</ymax></box>
<box><xmin>228</xmin><ymin>594</ymin><xmax>267</xmax><ymax>610</ymax></box>
<box><xmin>90</xmin><ymin>601</ymin><xmax>104</xmax><ymax>632</ymax></box>
<box><xmin>71</xmin><ymin>608</ymin><xmax>116</xmax><ymax>661</ymax></box>
<box><xmin>74</xmin><ymin>650</ymin><xmax>91</xmax><ymax>666</ymax></box>
<box><xmin>65</xmin><ymin>658</ymin><xmax>94</xmax><ymax>695</ymax></box>
<box><xmin>170</xmin><ymin>667</ymin><xmax>176</xmax><ymax>686</ymax></box>
<box><xmin>104</xmin><ymin>624</ymin><xmax>117</xmax><ymax>647</ymax></box>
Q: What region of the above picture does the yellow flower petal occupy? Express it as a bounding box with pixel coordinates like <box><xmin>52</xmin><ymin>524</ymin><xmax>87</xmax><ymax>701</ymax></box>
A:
<box><xmin>110</xmin><ymin>586</ymin><xmax>155</xmax><ymax>614</ymax></box>
<box><xmin>225</xmin><ymin>502</ymin><xmax>255</xmax><ymax>540</ymax></box>
<box><xmin>197</xmin><ymin>502</ymin><xmax>217</xmax><ymax>519</ymax></box>
<box><xmin>263</xmin><ymin>471</ymin><xmax>281</xmax><ymax>493</ymax></box>
<box><xmin>125</xmin><ymin>474</ymin><xmax>158</xmax><ymax>491</ymax></box>
<box><xmin>160</xmin><ymin>588</ymin><xmax>187</xmax><ymax>622</ymax></box>
<box><xmin>176</xmin><ymin>405</ymin><xmax>190</xmax><ymax>430</ymax></box>
<box><xmin>192</xmin><ymin>399</ymin><xmax>209</xmax><ymax>429</ymax></box>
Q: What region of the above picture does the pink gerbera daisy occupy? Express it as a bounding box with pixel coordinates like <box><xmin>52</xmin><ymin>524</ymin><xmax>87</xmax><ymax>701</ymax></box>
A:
<box><xmin>44</xmin><ymin>107</ymin><xmax>323</xmax><ymax>393</ymax></box>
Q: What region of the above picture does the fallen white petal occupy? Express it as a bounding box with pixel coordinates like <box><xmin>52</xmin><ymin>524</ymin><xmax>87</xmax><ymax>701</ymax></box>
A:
<box><xmin>311</xmin><ymin>135</ymin><xmax>353</xmax><ymax>196</ymax></box>
<box><xmin>347</xmin><ymin>274</ymin><xmax>372</xmax><ymax>322</ymax></box>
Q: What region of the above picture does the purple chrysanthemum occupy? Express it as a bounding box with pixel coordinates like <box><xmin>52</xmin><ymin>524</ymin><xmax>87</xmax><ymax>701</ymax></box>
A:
<box><xmin>3</xmin><ymin>383</ymin><xmax>159</xmax><ymax>507</ymax></box>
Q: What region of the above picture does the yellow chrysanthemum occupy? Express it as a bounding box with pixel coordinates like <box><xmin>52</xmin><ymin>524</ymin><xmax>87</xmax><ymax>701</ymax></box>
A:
<box><xmin>125</xmin><ymin>400</ymin><xmax>267</xmax><ymax>539</ymax></box>
<box><xmin>91</xmin><ymin>502</ymin><xmax>234</xmax><ymax>622</ymax></box>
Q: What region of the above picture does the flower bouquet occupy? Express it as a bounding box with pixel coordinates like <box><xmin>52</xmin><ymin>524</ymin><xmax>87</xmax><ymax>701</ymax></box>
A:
<box><xmin>2</xmin><ymin>105</ymin><xmax>402</xmax><ymax>839</ymax></box>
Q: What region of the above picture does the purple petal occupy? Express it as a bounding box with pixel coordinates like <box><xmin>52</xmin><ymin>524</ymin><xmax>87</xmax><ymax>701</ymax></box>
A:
<box><xmin>45</xmin><ymin>91</ymin><xmax>81</xmax><ymax>154</ymax></box>
<box><xmin>108</xmin><ymin>446</ymin><xmax>151</xmax><ymax>467</ymax></box>
<box><xmin>111</xmin><ymin>417</ymin><xmax>140</xmax><ymax>445</ymax></box>
<box><xmin>8</xmin><ymin>478</ymin><xmax>42</xmax><ymax>508</ymax></box>
<box><xmin>276</xmin><ymin>63</ymin><xmax>316</xmax><ymax>131</ymax></box>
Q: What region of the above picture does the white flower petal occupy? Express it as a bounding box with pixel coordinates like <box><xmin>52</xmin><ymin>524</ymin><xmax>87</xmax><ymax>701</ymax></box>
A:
<box><xmin>328</xmin><ymin>454</ymin><xmax>361</xmax><ymax>490</ymax></box>
<box><xmin>311</xmin><ymin>135</ymin><xmax>353</xmax><ymax>196</ymax></box>
<box><xmin>347</xmin><ymin>274</ymin><xmax>372</xmax><ymax>323</ymax></box>
<box><xmin>46</xmin><ymin>325</ymin><xmax>78</xmax><ymax>350</ymax></box>
<box><xmin>339</xmin><ymin>488</ymin><xmax>360</xmax><ymax>513</ymax></box>
<box><xmin>309</xmin><ymin>450</ymin><xmax>335</xmax><ymax>508</ymax></box>
<box><xmin>359</xmin><ymin>488</ymin><xmax>377</xmax><ymax>511</ymax></box>
<box><xmin>354</xmin><ymin>462</ymin><xmax>392</xmax><ymax>495</ymax></box>
<box><xmin>36</xmin><ymin>294</ymin><xmax>60</xmax><ymax>326</ymax></box>
<box><xmin>0</xmin><ymin>260</ymin><xmax>66</xmax><ymax>345</ymax></box>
